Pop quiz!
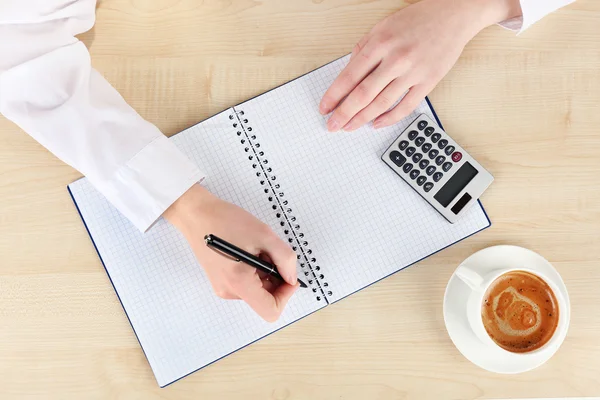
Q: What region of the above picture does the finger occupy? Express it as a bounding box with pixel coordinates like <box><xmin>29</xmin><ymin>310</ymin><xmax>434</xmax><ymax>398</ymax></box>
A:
<box><xmin>373</xmin><ymin>84</ymin><xmax>430</xmax><ymax>129</ymax></box>
<box><xmin>350</xmin><ymin>35</ymin><xmax>369</xmax><ymax>62</ymax></box>
<box><xmin>260</xmin><ymin>231</ymin><xmax>298</xmax><ymax>286</ymax></box>
<box><xmin>326</xmin><ymin>63</ymin><xmax>395</xmax><ymax>132</ymax></box>
<box><xmin>319</xmin><ymin>41</ymin><xmax>381</xmax><ymax>118</ymax></box>
<box><xmin>235</xmin><ymin>278</ymin><xmax>298</xmax><ymax>322</ymax></box>
<box><xmin>343</xmin><ymin>77</ymin><xmax>409</xmax><ymax>131</ymax></box>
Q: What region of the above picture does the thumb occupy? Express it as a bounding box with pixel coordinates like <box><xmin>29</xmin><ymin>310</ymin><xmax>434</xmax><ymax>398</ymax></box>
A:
<box><xmin>261</xmin><ymin>231</ymin><xmax>298</xmax><ymax>286</ymax></box>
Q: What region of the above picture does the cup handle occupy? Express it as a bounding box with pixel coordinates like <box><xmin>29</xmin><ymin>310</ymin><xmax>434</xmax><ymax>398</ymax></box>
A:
<box><xmin>455</xmin><ymin>265</ymin><xmax>484</xmax><ymax>291</ymax></box>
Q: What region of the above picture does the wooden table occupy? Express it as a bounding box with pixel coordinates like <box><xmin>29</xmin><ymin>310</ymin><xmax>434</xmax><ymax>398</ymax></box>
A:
<box><xmin>1</xmin><ymin>1</ymin><xmax>599</xmax><ymax>398</ymax></box>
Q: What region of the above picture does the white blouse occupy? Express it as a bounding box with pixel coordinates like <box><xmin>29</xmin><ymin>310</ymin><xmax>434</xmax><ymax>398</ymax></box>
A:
<box><xmin>0</xmin><ymin>0</ymin><xmax>574</xmax><ymax>232</ymax></box>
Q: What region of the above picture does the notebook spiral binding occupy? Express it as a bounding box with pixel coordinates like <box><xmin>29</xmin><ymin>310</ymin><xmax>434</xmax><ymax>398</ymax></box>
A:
<box><xmin>229</xmin><ymin>109</ymin><xmax>331</xmax><ymax>303</ymax></box>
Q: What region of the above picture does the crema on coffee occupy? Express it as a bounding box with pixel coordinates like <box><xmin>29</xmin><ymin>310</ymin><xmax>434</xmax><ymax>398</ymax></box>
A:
<box><xmin>481</xmin><ymin>270</ymin><xmax>559</xmax><ymax>353</ymax></box>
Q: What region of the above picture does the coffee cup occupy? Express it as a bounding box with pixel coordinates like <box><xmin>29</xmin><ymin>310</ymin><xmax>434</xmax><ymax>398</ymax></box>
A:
<box><xmin>455</xmin><ymin>265</ymin><xmax>569</xmax><ymax>357</ymax></box>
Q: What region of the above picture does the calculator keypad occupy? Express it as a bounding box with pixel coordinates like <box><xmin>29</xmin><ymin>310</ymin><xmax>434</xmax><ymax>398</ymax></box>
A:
<box><xmin>452</xmin><ymin>151</ymin><xmax>463</xmax><ymax>162</ymax></box>
<box><xmin>382</xmin><ymin>113</ymin><xmax>494</xmax><ymax>224</ymax></box>
<box><xmin>389</xmin><ymin>117</ymin><xmax>450</xmax><ymax>192</ymax></box>
<box><xmin>389</xmin><ymin>151</ymin><xmax>406</xmax><ymax>167</ymax></box>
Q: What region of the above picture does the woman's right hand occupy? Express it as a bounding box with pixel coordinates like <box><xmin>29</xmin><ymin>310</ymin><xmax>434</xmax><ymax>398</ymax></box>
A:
<box><xmin>164</xmin><ymin>184</ymin><xmax>299</xmax><ymax>322</ymax></box>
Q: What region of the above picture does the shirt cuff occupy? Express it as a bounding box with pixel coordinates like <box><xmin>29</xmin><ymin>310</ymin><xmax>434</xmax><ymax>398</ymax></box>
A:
<box><xmin>498</xmin><ymin>0</ymin><xmax>575</xmax><ymax>34</ymax></box>
<box><xmin>94</xmin><ymin>135</ymin><xmax>204</xmax><ymax>232</ymax></box>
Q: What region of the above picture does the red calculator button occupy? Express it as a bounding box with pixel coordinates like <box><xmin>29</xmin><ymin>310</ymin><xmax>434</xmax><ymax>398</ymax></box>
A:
<box><xmin>452</xmin><ymin>152</ymin><xmax>462</xmax><ymax>162</ymax></box>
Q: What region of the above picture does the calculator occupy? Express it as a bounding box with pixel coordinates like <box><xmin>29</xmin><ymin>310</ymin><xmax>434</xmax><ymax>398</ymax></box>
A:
<box><xmin>382</xmin><ymin>114</ymin><xmax>493</xmax><ymax>223</ymax></box>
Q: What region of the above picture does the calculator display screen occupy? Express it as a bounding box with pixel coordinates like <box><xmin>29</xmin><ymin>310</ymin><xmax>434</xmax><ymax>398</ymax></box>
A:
<box><xmin>434</xmin><ymin>162</ymin><xmax>478</xmax><ymax>208</ymax></box>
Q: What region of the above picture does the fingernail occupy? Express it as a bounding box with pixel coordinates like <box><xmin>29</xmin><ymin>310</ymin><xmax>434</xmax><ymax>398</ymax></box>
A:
<box><xmin>319</xmin><ymin>100</ymin><xmax>331</xmax><ymax>115</ymax></box>
<box><xmin>327</xmin><ymin>118</ymin><xmax>340</xmax><ymax>132</ymax></box>
<box><xmin>373</xmin><ymin>119</ymin><xmax>385</xmax><ymax>129</ymax></box>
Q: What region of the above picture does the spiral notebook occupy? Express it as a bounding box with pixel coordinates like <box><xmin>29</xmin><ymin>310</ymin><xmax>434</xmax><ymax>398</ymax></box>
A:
<box><xmin>68</xmin><ymin>55</ymin><xmax>491</xmax><ymax>387</ymax></box>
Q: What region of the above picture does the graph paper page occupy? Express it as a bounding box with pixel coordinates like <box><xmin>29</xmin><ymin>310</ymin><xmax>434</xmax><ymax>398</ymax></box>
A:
<box><xmin>237</xmin><ymin>56</ymin><xmax>491</xmax><ymax>303</ymax></box>
<box><xmin>68</xmin><ymin>110</ymin><xmax>324</xmax><ymax>387</ymax></box>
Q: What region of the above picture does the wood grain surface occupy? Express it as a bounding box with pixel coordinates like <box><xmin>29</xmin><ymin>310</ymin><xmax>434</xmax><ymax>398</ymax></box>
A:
<box><xmin>1</xmin><ymin>0</ymin><xmax>599</xmax><ymax>399</ymax></box>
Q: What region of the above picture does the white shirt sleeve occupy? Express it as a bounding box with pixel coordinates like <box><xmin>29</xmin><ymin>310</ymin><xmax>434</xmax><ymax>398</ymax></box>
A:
<box><xmin>499</xmin><ymin>0</ymin><xmax>575</xmax><ymax>33</ymax></box>
<box><xmin>0</xmin><ymin>0</ymin><xmax>204</xmax><ymax>232</ymax></box>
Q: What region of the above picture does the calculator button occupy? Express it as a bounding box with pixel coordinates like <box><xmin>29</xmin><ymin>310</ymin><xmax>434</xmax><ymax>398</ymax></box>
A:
<box><xmin>389</xmin><ymin>151</ymin><xmax>406</xmax><ymax>167</ymax></box>
<box><xmin>417</xmin><ymin>120</ymin><xmax>428</xmax><ymax>130</ymax></box>
<box><xmin>421</xmin><ymin>143</ymin><xmax>432</xmax><ymax>153</ymax></box>
<box><xmin>431</xmin><ymin>133</ymin><xmax>441</xmax><ymax>143</ymax></box>
<box><xmin>406</xmin><ymin>147</ymin><xmax>416</xmax><ymax>157</ymax></box>
<box><xmin>419</xmin><ymin>159</ymin><xmax>430</xmax><ymax>169</ymax></box>
<box><xmin>403</xmin><ymin>163</ymin><xmax>413</xmax><ymax>173</ymax></box>
<box><xmin>424</xmin><ymin>127</ymin><xmax>434</xmax><ymax>137</ymax></box>
<box><xmin>452</xmin><ymin>151</ymin><xmax>463</xmax><ymax>162</ymax></box>
<box><xmin>436</xmin><ymin>155</ymin><xmax>446</xmax><ymax>166</ymax></box>
<box><xmin>442</xmin><ymin>162</ymin><xmax>453</xmax><ymax>172</ymax></box>
<box><xmin>428</xmin><ymin>149</ymin><xmax>439</xmax><ymax>159</ymax></box>
<box><xmin>426</xmin><ymin>166</ymin><xmax>436</xmax><ymax>176</ymax></box>
<box><xmin>416</xmin><ymin>176</ymin><xmax>427</xmax><ymax>186</ymax></box>
<box><xmin>423</xmin><ymin>182</ymin><xmax>434</xmax><ymax>192</ymax></box>
<box><xmin>412</xmin><ymin>153</ymin><xmax>423</xmax><ymax>163</ymax></box>
<box><xmin>408</xmin><ymin>130</ymin><xmax>418</xmax><ymax>140</ymax></box>
<box><xmin>438</xmin><ymin>139</ymin><xmax>448</xmax><ymax>149</ymax></box>
<box><xmin>444</xmin><ymin>145</ymin><xmax>455</xmax><ymax>156</ymax></box>
<box><xmin>410</xmin><ymin>170</ymin><xmax>420</xmax><ymax>180</ymax></box>
<box><xmin>433</xmin><ymin>172</ymin><xmax>444</xmax><ymax>182</ymax></box>
<box><xmin>415</xmin><ymin>137</ymin><xmax>425</xmax><ymax>147</ymax></box>
<box><xmin>399</xmin><ymin>140</ymin><xmax>409</xmax><ymax>150</ymax></box>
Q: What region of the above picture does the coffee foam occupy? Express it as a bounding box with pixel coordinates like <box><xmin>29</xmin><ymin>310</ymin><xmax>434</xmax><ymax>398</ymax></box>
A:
<box><xmin>491</xmin><ymin>287</ymin><xmax>541</xmax><ymax>337</ymax></box>
<box><xmin>481</xmin><ymin>270</ymin><xmax>559</xmax><ymax>353</ymax></box>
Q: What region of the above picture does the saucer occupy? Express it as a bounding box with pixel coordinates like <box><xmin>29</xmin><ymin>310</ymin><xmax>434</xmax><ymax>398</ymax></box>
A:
<box><xmin>443</xmin><ymin>245</ymin><xmax>570</xmax><ymax>373</ymax></box>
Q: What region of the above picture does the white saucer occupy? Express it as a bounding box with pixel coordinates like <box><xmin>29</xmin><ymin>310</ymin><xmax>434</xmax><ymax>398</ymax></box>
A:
<box><xmin>443</xmin><ymin>245</ymin><xmax>570</xmax><ymax>374</ymax></box>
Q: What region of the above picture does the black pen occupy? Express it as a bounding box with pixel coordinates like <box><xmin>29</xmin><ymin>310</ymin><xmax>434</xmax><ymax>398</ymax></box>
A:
<box><xmin>204</xmin><ymin>234</ymin><xmax>307</xmax><ymax>288</ymax></box>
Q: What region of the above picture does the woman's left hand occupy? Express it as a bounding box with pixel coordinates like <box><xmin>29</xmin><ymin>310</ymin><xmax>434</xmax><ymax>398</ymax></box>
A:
<box><xmin>319</xmin><ymin>0</ymin><xmax>521</xmax><ymax>132</ymax></box>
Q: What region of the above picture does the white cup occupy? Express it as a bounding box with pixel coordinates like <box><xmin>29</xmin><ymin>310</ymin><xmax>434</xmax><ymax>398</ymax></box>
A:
<box><xmin>455</xmin><ymin>265</ymin><xmax>569</xmax><ymax>357</ymax></box>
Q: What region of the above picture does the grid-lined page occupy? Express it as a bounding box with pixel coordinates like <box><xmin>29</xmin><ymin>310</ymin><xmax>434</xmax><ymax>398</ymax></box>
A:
<box><xmin>68</xmin><ymin>110</ymin><xmax>324</xmax><ymax>387</ymax></box>
<box><xmin>237</xmin><ymin>55</ymin><xmax>491</xmax><ymax>303</ymax></box>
